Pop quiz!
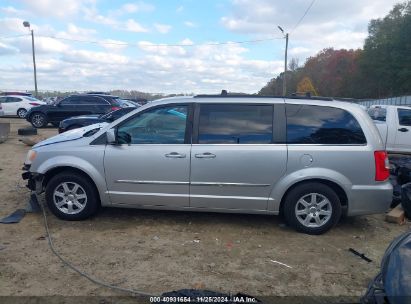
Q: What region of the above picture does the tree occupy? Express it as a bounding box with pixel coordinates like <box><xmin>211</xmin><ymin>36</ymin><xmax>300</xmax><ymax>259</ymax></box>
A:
<box><xmin>297</xmin><ymin>77</ymin><xmax>318</xmax><ymax>95</ymax></box>
<box><xmin>360</xmin><ymin>1</ymin><xmax>411</xmax><ymax>97</ymax></box>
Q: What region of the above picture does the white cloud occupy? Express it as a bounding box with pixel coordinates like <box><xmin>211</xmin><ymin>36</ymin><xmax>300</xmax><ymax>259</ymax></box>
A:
<box><xmin>100</xmin><ymin>39</ymin><xmax>128</xmax><ymax>52</ymax></box>
<box><xmin>221</xmin><ymin>0</ymin><xmax>399</xmax><ymax>62</ymax></box>
<box><xmin>184</xmin><ymin>21</ymin><xmax>197</xmax><ymax>28</ymax></box>
<box><xmin>124</xmin><ymin>19</ymin><xmax>149</xmax><ymax>32</ymax></box>
<box><xmin>0</xmin><ymin>42</ymin><xmax>19</xmax><ymax>56</ymax></box>
<box><xmin>154</xmin><ymin>23</ymin><xmax>172</xmax><ymax>34</ymax></box>
<box><xmin>20</xmin><ymin>0</ymin><xmax>94</xmax><ymax>18</ymax></box>
<box><xmin>0</xmin><ymin>6</ymin><xmax>28</xmax><ymax>16</ymax></box>
<box><xmin>176</xmin><ymin>6</ymin><xmax>184</xmax><ymax>13</ymax></box>
<box><xmin>109</xmin><ymin>1</ymin><xmax>155</xmax><ymax>16</ymax></box>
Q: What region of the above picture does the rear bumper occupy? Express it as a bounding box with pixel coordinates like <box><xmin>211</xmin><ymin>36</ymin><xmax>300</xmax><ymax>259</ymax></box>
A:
<box><xmin>347</xmin><ymin>182</ymin><xmax>393</xmax><ymax>216</ymax></box>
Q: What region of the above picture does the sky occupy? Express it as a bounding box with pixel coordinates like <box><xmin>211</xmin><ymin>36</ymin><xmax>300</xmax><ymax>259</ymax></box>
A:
<box><xmin>0</xmin><ymin>0</ymin><xmax>401</xmax><ymax>94</ymax></box>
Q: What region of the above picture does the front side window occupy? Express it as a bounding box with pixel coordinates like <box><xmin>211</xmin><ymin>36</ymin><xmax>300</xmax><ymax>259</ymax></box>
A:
<box><xmin>398</xmin><ymin>109</ymin><xmax>411</xmax><ymax>126</ymax></box>
<box><xmin>197</xmin><ymin>104</ymin><xmax>273</xmax><ymax>144</ymax></box>
<box><xmin>59</xmin><ymin>97</ymin><xmax>75</xmax><ymax>105</ymax></box>
<box><xmin>286</xmin><ymin>104</ymin><xmax>366</xmax><ymax>144</ymax></box>
<box><xmin>117</xmin><ymin>105</ymin><xmax>188</xmax><ymax>144</ymax></box>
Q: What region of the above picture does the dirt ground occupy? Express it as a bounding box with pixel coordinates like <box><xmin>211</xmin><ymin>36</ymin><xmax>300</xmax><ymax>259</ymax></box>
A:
<box><xmin>0</xmin><ymin>117</ymin><xmax>410</xmax><ymax>299</ymax></box>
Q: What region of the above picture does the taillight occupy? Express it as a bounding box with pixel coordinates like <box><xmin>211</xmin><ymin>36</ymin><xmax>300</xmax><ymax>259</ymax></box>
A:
<box><xmin>111</xmin><ymin>106</ymin><xmax>121</xmax><ymax>111</ymax></box>
<box><xmin>29</xmin><ymin>102</ymin><xmax>40</xmax><ymax>106</ymax></box>
<box><xmin>374</xmin><ymin>151</ymin><xmax>390</xmax><ymax>181</ymax></box>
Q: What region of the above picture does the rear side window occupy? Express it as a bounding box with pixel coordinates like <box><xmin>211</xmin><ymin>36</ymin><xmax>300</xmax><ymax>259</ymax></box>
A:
<box><xmin>198</xmin><ymin>104</ymin><xmax>273</xmax><ymax>144</ymax></box>
<box><xmin>90</xmin><ymin>96</ymin><xmax>111</xmax><ymax>105</ymax></box>
<box><xmin>398</xmin><ymin>109</ymin><xmax>411</xmax><ymax>126</ymax></box>
<box><xmin>7</xmin><ymin>97</ymin><xmax>22</xmax><ymax>103</ymax></box>
<box><xmin>368</xmin><ymin>107</ymin><xmax>387</xmax><ymax>122</ymax></box>
<box><xmin>286</xmin><ymin>104</ymin><xmax>366</xmax><ymax>145</ymax></box>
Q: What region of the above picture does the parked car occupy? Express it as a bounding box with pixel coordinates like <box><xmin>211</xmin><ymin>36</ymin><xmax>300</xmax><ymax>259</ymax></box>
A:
<box><xmin>0</xmin><ymin>103</ymin><xmax>4</xmax><ymax>116</ymax></box>
<box><xmin>0</xmin><ymin>95</ymin><xmax>45</xmax><ymax>118</ymax></box>
<box><xmin>58</xmin><ymin>107</ymin><xmax>137</xmax><ymax>133</ymax></box>
<box><xmin>25</xmin><ymin>94</ymin><xmax>122</xmax><ymax>128</ymax></box>
<box><xmin>22</xmin><ymin>95</ymin><xmax>392</xmax><ymax>234</ymax></box>
<box><xmin>368</xmin><ymin>105</ymin><xmax>411</xmax><ymax>154</ymax></box>
<box><xmin>117</xmin><ymin>99</ymin><xmax>141</xmax><ymax>108</ymax></box>
<box><xmin>0</xmin><ymin>91</ymin><xmax>32</xmax><ymax>96</ymax></box>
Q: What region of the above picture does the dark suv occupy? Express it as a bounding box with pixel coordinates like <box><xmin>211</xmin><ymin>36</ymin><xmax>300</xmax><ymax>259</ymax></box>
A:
<box><xmin>26</xmin><ymin>94</ymin><xmax>122</xmax><ymax>128</ymax></box>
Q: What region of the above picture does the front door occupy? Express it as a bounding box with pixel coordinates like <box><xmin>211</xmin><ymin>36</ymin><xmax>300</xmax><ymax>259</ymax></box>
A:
<box><xmin>190</xmin><ymin>103</ymin><xmax>287</xmax><ymax>211</ymax></box>
<box><xmin>104</xmin><ymin>104</ymin><xmax>192</xmax><ymax>207</ymax></box>
<box><xmin>395</xmin><ymin>107</ymin><xmax>411</xmax><ymax>153</ymax></box>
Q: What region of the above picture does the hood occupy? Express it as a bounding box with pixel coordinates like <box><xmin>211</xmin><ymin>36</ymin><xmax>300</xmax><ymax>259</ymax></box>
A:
<box><xmin>33</xmin><ymin>122</ymin><xmax>108</xmax><ymax>148</ymax></box>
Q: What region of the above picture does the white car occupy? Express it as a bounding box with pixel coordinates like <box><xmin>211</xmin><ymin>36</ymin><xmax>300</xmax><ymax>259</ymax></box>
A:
<box><xmin>0</xmin><ymin>95</ymin><xmax>46</xmax><ymax>118</ymax></box>
<box><xmin>368</xmin><ymin>105</ymin><xmax>411</xmax><ymax>154</ymax></box>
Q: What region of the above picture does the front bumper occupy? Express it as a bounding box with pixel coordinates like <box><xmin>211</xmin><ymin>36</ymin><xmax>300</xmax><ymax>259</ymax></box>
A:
<box><xmin>22</xmin><ymin>165</ymin><xmax>44</xmax><ymax>193</ymax></box>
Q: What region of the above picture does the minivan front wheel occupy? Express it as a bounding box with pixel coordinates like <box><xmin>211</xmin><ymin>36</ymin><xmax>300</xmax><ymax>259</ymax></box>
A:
<box><xmin>283</xmin><ymin>183</ymin><xmax>342</xmax><ymax>235</ymax></box>
<box><xmin>45</xmin><ymin>172</ymin><xmax>99</xmax><ymax>220</ymax></box>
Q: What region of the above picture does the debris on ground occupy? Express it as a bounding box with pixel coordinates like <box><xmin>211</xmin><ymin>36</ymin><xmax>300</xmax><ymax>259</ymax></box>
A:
<box><xmin>401</xmin><ymin>182</ymin><xmax>411</xmax><ymax>218</ymax></box>
<box><xmin>0</xmin><ymin>122</ymin><xmax>10</xmax><ymax>144</ymax></box>
<box><xmin>0</xmin><ymin>209</ymin><xmax>26</xmax><ymax>224</ymax></box>
<box><xmin>386</xmin><ymin>204</ymin><xmax>405</xmax><ymax>225</ymax></box>
<box><xmin>349</xmin><ymin>248</ymin><xmax>372</xmax><ymax>263</ymax></box>
<box><xmin>269</xmin><ymin>259</ymin><xmax>293</xmax><ymax>269</ymax></box>
<box><xmin>17</xmin><ymin>127</ymin><xmax>37</xmax><ymax>136</ymax></box>
<box><xmin>19</xmin><ymin>135</ymin><xmax>47</xmax><ymax>146</ymax></box>
<box><xmin>26</xmin><ymin>193</ymin><xmax>41</xmax><ymax>213</ymax></box>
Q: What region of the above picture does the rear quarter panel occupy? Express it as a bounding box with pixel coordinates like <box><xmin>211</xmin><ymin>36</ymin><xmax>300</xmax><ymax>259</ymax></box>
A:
<box><xmin>269</xmin><ymin>101</ymin><xmax>389</xmax><ymax>214</ymax></box>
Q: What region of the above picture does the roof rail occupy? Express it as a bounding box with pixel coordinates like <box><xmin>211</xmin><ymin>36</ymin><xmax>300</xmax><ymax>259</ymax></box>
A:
<box><xmin>194</xmin><ymin>90</ymin><xmax>333</xmax><ymax>101</ymax></box>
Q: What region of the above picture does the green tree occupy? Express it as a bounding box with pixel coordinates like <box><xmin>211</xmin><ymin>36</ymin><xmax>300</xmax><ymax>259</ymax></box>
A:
<box><xmin>360</xmin><ymin>1</ymin><xmax>411</xmax><ymax>97</ymax></box>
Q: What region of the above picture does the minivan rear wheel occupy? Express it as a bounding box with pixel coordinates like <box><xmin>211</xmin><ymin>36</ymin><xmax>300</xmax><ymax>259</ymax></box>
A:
<box><xmin>45</xmin><ymin>171</ymin><xmax>99</xmax><ymax>220</ymax></box>
<box><xmin>283</xmin><ymin>182</ymin><xmax>342</xmax><ymax>235</ymax></box>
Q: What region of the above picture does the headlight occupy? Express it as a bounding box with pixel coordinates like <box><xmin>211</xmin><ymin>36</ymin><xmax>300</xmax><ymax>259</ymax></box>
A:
<box><xmin>25</xmin><ymin>150</ymin><xmax>37</xmax><ymax>165</ymax></box>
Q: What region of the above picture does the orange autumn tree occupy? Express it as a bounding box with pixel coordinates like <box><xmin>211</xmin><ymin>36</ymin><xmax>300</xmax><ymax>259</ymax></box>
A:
<box><xmin>297</xmin><ymin>77</ymin><xmax>318</xmax><ymax>96</ymax></box>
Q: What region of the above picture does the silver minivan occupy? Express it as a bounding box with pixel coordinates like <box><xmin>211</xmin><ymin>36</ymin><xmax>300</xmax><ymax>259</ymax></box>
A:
<box><xmin>22</xmin><ymin>96</ymin><xmax>392</xmax><ymax>234</ymax></box>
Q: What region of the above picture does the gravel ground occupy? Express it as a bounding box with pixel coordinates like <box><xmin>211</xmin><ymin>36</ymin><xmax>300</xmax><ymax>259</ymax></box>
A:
<box><xmin>0</xmin><ymin>117</ymin><xmax>410</xmax><ymax>299</ymax></box>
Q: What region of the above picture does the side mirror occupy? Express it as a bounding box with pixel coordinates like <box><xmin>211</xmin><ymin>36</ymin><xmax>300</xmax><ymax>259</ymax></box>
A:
<box><xmin>106</xmin><ymin>128</ymin><xmax>117</xmax><ymax>144</ymax></box>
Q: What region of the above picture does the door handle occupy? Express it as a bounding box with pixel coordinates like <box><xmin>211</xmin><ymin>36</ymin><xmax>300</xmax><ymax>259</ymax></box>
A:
<box><xmin>398</xmin><ymin>128</ymin><xmax>409</xmax><ymax>132</ymax></box>
<box><xmin>195</xmin><ymin>152</ymin><xmax>216</xmax><ymax>159</ymax></box>
<box><xmin>165</xmin><ymin>152</ymin><xmax>186</xmax><ymax>158</ymax></box>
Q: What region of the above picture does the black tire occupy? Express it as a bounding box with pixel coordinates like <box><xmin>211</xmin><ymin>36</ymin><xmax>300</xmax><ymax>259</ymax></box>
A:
<box><xmin>45</xmin><ymin>171</ymin><xmax>99</xmax><ymax>220</ymax></box>
<box><xmin>283</xmin><ymin>182</ymin><xmax>342</xmax><ymax>235</ymax></box>
<box><xmin>30</xmin><ymin>112</ymin><xmax>48</xmax><ymax>128</ymax></box>
<box><xmin>17</xmin><ymin>108</ymin><xmax>27</xmax><ymax>118</ymax></box>
<box><xmin>17</xmin><ymin>127</ymin><xmax>37</xmax><ymax>136</ymax></box>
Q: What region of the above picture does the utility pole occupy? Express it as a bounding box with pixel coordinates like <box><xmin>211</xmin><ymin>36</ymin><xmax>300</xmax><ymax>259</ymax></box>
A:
<box><xmin>278</xmin><ymin>26</ymin><xmax>289</xmax><ymax>96</ymax></box>
<box><xmin>23</xmin><ymin>21</ymin><xmax>38</xmax><ymax>97</ymax></box>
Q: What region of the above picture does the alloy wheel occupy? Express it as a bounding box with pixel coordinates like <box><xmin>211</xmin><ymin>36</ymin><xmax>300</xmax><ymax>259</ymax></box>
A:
<box><xmin>295</xmin><ymin>193</ymin><xmax>333</xmax><ymax>228</ymax></box>
<box><xmin>53</xmin><ymin>182</ymin><xmax>88</xmax><ymax>215</ymax></box>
